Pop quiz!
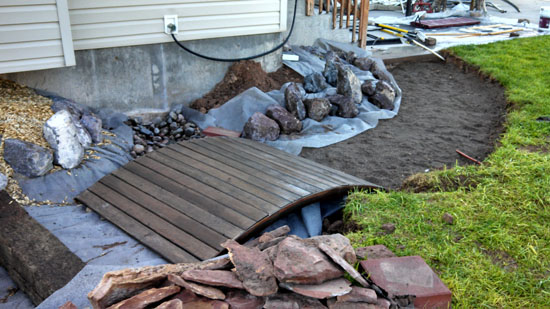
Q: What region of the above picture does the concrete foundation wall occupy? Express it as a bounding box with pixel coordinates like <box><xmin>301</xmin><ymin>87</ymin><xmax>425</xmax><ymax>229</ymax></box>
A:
<box><xmin>5</xmin><ymin>33</ymin><xmax>282</xmax><ymax>115</ymax></box>
<box><xmin>4</xmin><ymin>0</ymin><xmax>353</xmax><ymax>114</ymax></box>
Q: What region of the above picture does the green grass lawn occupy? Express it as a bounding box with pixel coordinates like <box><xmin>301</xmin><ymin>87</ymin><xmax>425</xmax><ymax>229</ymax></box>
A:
<box><xmin>345</xmin><ymin>36</ymin><xmax>550</xmax><ymax>307</ymax></box>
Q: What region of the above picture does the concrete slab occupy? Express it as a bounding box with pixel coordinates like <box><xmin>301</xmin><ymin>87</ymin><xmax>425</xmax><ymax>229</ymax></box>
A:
<box><xmin>367</xmin><ymin>0</ymin><xmax>548</xmax><ymax>61</ymax></box>
<box><xmin>360</xmin><ymin>256</ymin><xmax>452</xmax><ymax>309</ymax></box>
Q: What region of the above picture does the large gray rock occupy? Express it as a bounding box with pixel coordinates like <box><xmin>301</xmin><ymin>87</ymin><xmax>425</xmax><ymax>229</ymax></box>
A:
<box><xmin>353</xmin><ymin>57</ymin><xmax>375</xmax><ymax>71</ymax></box>
<box><xmin>273</xmin><ymin>237</ymin><xmax>343</xmax><ymax>285</ymax></box>
<box><xmin>304</xmin><ymin>98</ymin><xmax>331</xmax><ymax>122</ymax></box>
<box><xmin>3</xmin><ymin>139</ymin><xmax>53</xmax><ymax>177</ymax></box>
<box><xmin>43</xmin><ymin>110</ymin><xmax>85</xmax><ymax>169</ymax></box>
<box><xmin>328</xmin><ymin>95</ymin><xmax>359</xmax><ymax>118</ymax></box>
<box><xmin>337</xmin><ymin>65</ymin><xmax>363</xmax><ymax>104</ymax></box>
<box><xmin>73</xmin><ymin>117</ymin><xmax>92</xmax><ymax>149</ymax></box>
<box><xmin>370</xmin><ymin>61</ymin><xmax>393</xmax><ymax>83</ymax></box>
<box><xmin>241</xmin><ymin>112</ymin><xmax>280</xmax><ymax>142</ymax></box>
<box><xmin>361</xmin><ymin>81</ymin><xmax>376</xmax><ymax>97</ymax></box>
<box><xmin>46</xmin><ymin>95</ymin><xmax>92</xmax><ymax>148</ymax></box>
<box><xmin>80</xmin><ymin>113</ymin><xmax>103</xmax><ymax>144</ymax></box>
<box><xmin>50</xmin><ymin>100</ymin><xmax>82</xmax><ymax>120</ymax></box>
<box><xmin>266</xmin><ymin>105</ymin><xmax>302</xmax><ymax>134</ymax></box>
<box><xmin>304</xmin><ymin>72</ymin><xmax>330</xmax><ymax>93</ymax></box>
<box><xmin>324</xmin><ymin>52</ymin><xmax>341</xmax><ymax>86</ymax></box>
<box><xmin>370</xmin><ymin>81</ymin><xmax>396</xmax><ymax>110</ymax></box>
<box><xmin>284</xmin><ymin>83</ymin><xmax>306</xmax><ymax>120</ymax></box>
<box><xmin>93</xmin><ymin>108</ymin><xmax>128</xmax><ymax>130</ymax></box>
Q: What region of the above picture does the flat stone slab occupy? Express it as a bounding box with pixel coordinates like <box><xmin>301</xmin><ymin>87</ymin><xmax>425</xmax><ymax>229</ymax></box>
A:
<box><xmin>182</xmin><ymin>270</ymin><xmax>244</xmax><ymax>289</ymax></box>
<box><xmin>280</xmin><ymin>278</ymin><xmax>352</xmax><ymax>299</ymax></box>
<box><xmin>360</xmin><ymin>256</ymin><xmax>451</xmax><ymax>309</ymax></box>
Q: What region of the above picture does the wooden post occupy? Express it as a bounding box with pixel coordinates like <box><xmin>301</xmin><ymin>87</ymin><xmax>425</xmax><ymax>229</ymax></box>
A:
<box><xmin>326</xmin><ymin>0</ymin><xmax>330</xmax><ymax>14</ymax></box>
<box><xmin>339</xmin><ymin>0</ymin><xmax>344</xmax><ymax>28</ymax></box>
<box><xmin>319</xmin><ymin>0</ymin><xmax>324</xmax><ymax>14</ymax></box>
<box><xmin>346</xmin><ymin>0</ymin><xmax>351</xmax><ymax>28</ymax></box>
<box><xmin>358</xmin><ymin>0</ymin><xmax>364</xmax><ymax>46</ymax></box>
<box><xmin>306</xmin><ymin>0</ymin><xmax>314</xmax><ymax>16</ymax></box>
<box><xmin>352</xmin><ymin>0</ymin><xmax>357</xmax><ymax>42</ymax></box>
<box><xmin>359</xmin><ymin>0</ymin><xmax>370</xmax><ymax>49</ymax></box>
<box><xmin>333</xmin><ymin>0</ymin><xmax>337</xmax><ymax>29</ymax></box>
<box><xmin>405</xmin><ymin>0</ymin><xmax>412</xmax><ymax>16</ymax></box>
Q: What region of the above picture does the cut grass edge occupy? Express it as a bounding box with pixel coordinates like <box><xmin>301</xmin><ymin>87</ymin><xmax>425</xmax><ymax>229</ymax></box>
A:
<box><xmin>344</xmin><ymin>36</ymin><xmax>550</xmax><ymax>307</ymax></box>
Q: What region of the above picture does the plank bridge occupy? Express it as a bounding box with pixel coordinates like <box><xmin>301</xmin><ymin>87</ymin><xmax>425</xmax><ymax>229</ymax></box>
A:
<box><xmin>76</xmin><ymin>137</ymin><xmax>377</xmax><ymax>263</ymax></box>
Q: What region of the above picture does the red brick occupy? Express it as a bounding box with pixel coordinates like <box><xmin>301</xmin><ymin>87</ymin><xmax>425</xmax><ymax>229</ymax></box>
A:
<box><xmin>203</xmin><ymin>126</ymin><xmax>241</xmax><ymax>138</ymax></box>
<box><xmin>360</xmin><ymin>256</ymin><xmax>451</xmax><ymax>309</ymax></box>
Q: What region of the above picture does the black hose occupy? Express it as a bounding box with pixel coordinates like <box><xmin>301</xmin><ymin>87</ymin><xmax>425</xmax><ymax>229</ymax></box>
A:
<box><xmin>170</xmin><ymin>0</ymin><xmax>298</xmax><ymax>62</ymax></box>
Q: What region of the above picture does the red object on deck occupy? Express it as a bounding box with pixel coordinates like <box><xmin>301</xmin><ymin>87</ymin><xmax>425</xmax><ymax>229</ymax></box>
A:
<box><xmin>411</xmin><ymin>17</ymin><xmax>480</xmax><ymax>29</ymax></box>
<box><xmin>203</xmin><ymin>127</ymin><xmax>241</xmax><ymax>138</ymax></box>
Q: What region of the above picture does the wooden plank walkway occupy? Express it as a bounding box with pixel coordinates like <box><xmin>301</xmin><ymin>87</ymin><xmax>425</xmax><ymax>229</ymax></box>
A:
<box><xmin>76</xmin><ymin>137</ymin><xmax>378</xmax><ymax>263</ymax></box>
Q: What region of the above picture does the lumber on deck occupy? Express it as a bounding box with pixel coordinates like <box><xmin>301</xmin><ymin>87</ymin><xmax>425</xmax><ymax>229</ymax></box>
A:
<box><xmin>76</xmin><ymin>137</ymin><xmax>378</xmax><ymax>263</ymax></box>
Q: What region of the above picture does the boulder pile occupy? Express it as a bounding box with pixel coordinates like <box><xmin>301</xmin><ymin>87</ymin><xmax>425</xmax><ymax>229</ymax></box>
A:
<box><xmin>241</xmin><ymin>52</ymin><xmax>397</xmax><ymax>142</ymax></box>
<box><xmin>87</xmin><ymin>226</ymin><xmax>396</xmax><ymax>309</ymax></box>
<box><xmin>3</xmin><ymin>96</ymin><xmax>104</xmax><ymax>177</ymax></box>
<box><xmin>128</xmin><ymin>105</ymin><xmax>203</xmax><ymax>158</ymax></box>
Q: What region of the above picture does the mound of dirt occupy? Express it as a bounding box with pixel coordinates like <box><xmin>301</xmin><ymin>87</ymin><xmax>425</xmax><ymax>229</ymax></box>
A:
<box><xmin>190</xmin><ymin>60</ymin><xmax>303</xmax><ymax>113</ymax></box>
<box><xmin>300</xmin><ymin>59</ymin><xmax>507</xmax><ymax>189</ymax></box>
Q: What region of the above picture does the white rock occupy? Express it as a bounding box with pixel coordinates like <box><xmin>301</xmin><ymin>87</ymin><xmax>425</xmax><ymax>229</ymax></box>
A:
<box><xmin>43</xmin><ymin>110</ymin><xmax>85</xmax><ymax>169</ymax></box>
<box><xmin>0</xmin><ymin>173</ymin><xmax>7</xmax><ymax>191</ymax></box>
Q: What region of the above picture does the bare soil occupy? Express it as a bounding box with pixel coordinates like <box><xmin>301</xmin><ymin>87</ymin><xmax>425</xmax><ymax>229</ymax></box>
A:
<box><xmin>300</xmin><ymin>60</ymin><xmax>507</xmax><ymax>189</ymax></box>
<box><xmin>190</xmin><ymin>60</ymin><xmax>303</xmax><ymax>113</ymax></box>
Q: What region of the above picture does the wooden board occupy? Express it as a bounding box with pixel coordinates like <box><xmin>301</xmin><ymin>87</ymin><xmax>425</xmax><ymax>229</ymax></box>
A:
<box><xmin>410</xmin><ymin>17</ymin><xmax>480</xmax><ymax>29</ymax></box>
<box><xmin>0</xmin><ymin>191</ymin><xmax>84</xmax><ymax>305</ymax></box>
<box><xmin>76</xmin><ymin>137</ymin><xmax>378</xmax><ymax>263</ymax></box>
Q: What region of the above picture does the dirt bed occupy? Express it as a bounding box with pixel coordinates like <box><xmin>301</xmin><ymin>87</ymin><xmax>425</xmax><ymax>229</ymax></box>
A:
<box><xmin>190</xmin><ymin>60</ymin><xmax>303</xmax><ymax>113</ymax></box>
<box><xmin>300</xmin><ymin>60</ymin><xmax>507</xmax><ymax>189</ymax></box>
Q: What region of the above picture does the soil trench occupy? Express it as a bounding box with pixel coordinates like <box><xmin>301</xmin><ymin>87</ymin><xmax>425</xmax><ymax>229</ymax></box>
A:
<box><xmin>300</xmin><ymin>60</ymin><xmax>507</xmax><ymax>189</ymax></box>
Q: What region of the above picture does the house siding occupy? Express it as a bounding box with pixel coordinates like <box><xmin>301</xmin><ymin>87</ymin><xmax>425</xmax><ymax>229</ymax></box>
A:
<box><xmin>0</xmin><ymin>0</ymin><xmax>75</xmax><ymax>74</ymax></box>
<box><xmin>0</xmin><ymin>0</ymin><xmax>287</xmax><ymax>74</ymax></box>
<box><xmin>68</xmin><ymin>0</ymin><xmax>287</xmax><ymax>50</ymax></box>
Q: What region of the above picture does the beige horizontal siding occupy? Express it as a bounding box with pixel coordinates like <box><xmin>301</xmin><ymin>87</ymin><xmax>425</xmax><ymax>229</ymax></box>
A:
<box><xmin>68</xmin><ymin>0</ymin><xmax>236</xmax><ymax>10</ymax></box>
<box><xmin>0</xmin><ymin>40</ymin><xmax>64</xmax><ymax>61</ymax></box>
<box><xmin>0</xmin><ymin>23</ymin><xmax>61</xmax><ymax>44</ymax></box>
<box><xmin>0</xmin><ymin>0</ymin><xmax>74</xmax><ymax>74</ymax></box>
<box><xmin>69</xmin><ymin>0</ymin><xmax>287</xmax><ymax>50</ymax></box>
<box><xmin>0</xmin><ymin>5</ymin><xmax>59</xmax><ymax>25</ymax></box>
<box><xmin>0</xmin><ymin>56</ymin><xmax>65</xmax><ymax>73</ymax></box>
<box><xmin>74</xmin><ymin>24</ymin><xmax>282</xmax><ymax>50</ymax></box>
<box><xmin>1</xmin><ymin>0</ymin><xmax>286</xmax><ymax>73</ymax></box>
<box><xmin>1</xmin><ymin>0</ymin><xmax>56</xmax><ymax>6</ymax></box>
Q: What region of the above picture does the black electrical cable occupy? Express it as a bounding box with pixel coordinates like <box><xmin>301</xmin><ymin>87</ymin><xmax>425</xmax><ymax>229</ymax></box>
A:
<box><xmin>170</xmin><ymin>0</ymin><xmax>298</xmax><ymax>62</ymax></box>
